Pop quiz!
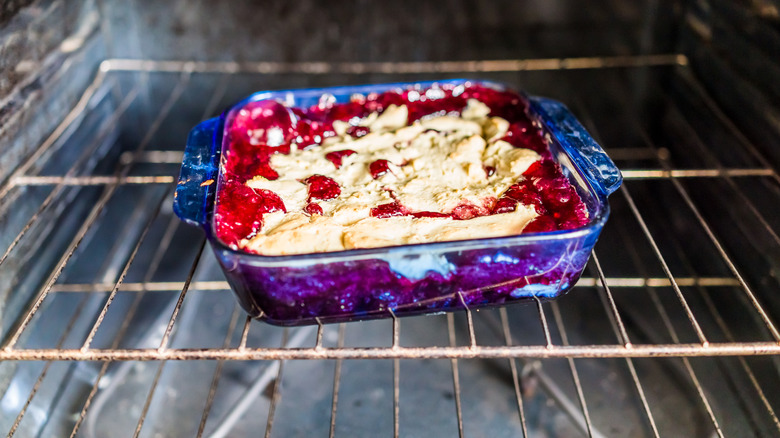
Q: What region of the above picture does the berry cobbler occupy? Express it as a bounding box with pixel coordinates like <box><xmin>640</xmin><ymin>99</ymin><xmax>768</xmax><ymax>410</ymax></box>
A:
<box><xmin>215</xmin><ymin>83</ymin><xmax>588</xmax><ymax>255</ymax></box>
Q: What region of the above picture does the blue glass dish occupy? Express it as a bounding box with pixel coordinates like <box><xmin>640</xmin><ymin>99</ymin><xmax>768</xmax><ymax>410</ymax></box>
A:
<box><xmin>174</xmin><ymin>80</ymin><xmax>622</xmax><ymax>326</ymax></box>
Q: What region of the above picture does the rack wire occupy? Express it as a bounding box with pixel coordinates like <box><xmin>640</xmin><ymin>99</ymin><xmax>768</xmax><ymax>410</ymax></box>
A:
<box><xmin>1</xmin><ymin>54</ymin><xmax>779</xmax><ymax>437</ymax></box>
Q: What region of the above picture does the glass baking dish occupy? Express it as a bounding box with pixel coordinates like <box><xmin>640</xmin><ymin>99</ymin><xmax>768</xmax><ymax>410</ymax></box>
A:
<box><xmin>174</xmin><ymin>80</ymin><xmax>622</xmax><ymax>326</ymax></box>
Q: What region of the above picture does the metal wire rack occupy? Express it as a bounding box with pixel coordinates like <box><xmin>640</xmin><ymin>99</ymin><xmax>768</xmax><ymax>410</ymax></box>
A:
<box><xmin>1</xmin><ymin>54</ymin><xmax>779</xmax><ymax>437</ymax></box>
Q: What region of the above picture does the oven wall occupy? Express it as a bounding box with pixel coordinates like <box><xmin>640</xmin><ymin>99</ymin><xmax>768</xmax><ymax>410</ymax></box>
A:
<box><xmin>671</xmin><ymin>0</ymin><xmax>780</xmax><ymax>336</ymax></box>
<box><xmin>99</xmin><ymin>0</ymin><xmax>680</xmax><ymax>61</ymax></box>
<box><xmin>0</xmin><ymin>0</ymin><xmax>108</xmax><ymax>349</ymax></box>
<box><xmin>679</xmin><ymin>0</ymin><xmax>780</xmax><ymax>167</ymax></box>
<box><xmin>0</xmin><ymin>0</ymin><xmax>106</xmax><ymax>181</ymax></box>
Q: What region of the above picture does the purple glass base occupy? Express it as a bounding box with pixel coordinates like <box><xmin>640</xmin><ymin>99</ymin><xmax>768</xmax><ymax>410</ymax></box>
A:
<box><xmin>214</xmin><ymin>236</ymin><xmax>593</xmax><ymax>326</ymax></box>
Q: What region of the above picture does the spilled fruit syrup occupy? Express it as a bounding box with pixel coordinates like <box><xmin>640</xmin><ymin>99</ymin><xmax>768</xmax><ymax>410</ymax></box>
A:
<box><xmin>215</xmin><ymin>83</ymin><xmax>588</xmax><ymax>248</ymax></box>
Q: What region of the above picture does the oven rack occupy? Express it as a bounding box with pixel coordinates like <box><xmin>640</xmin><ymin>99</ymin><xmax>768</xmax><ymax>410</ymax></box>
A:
<box><xmin>1</xmin><ymin>55</ymin><xmax>779</xmax><ymax>437</ymax></box>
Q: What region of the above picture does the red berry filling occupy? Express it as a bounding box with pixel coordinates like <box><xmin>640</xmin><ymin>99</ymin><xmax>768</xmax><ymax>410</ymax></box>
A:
<box><xmin>215</xmin><ymin>180</ymin><xmax>286</xmax><ymax>246</ymax></box>
<box><xmin>304</xmin><ymin>202</ymin><xmax>323</xmax><ymax>215</ymax></box>
<box><xmin>411</xmin><ymin>211</ymin><xmax>451</xmax><ymax>218</ymax></box>
<box><xmin>370</xmin><ymin>202</ymin><xmax>408</xmax><ymax>218</ymax></box>
<box><xmin>502</xmin><ymin>120</ymin><xmax>549</xmax><ymax>157</ymax></box>
<box><xmin>303</xmin><ymin>175</ymin><xmax>341</xmax><ymax>201</ymax></box>
<box><xmin>369</xmin><ymin>159</ymin><xmax>391</xmax><ymax>179</ymax></box>
<box><xmin>489</xmin><ymin>159</ymin><xmax>589</xmax><ymax>231</ymax></box>
<box><xmin>325</xmin><ymin>149</ymin><xmax>357</xmax><ymax>169</ymax></box>
<box><xmin>346</xmin><ymin>125</ymin><xmax>370</xmax><ymax>138</ymax></box>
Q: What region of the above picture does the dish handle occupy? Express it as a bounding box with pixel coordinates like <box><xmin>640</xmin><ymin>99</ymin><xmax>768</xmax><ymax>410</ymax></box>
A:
<box><xmin>173</xmin><ymin>117</ymin><xmax>221</xmax><ymax>227</ymax></box>
<box><xmin>528</xmin><ymin>97</ymin><xmax>622</xmax><ymax>198</ymax></box>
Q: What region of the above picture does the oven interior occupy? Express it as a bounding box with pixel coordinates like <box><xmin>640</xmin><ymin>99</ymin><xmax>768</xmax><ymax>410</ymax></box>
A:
<box><xmin>1</xmin><ymin>1</ymin><xmax>779</xmax><ymax>436</ymax></box>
